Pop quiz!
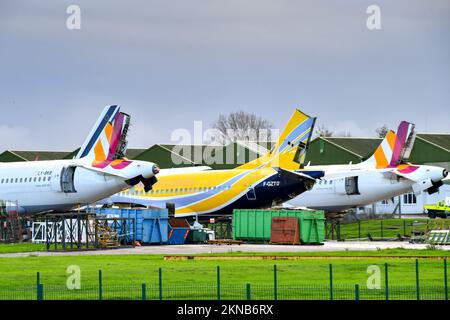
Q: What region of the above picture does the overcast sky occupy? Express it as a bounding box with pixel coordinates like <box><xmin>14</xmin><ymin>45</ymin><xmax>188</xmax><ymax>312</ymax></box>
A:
<box><xmin>0</xmin><ymin>0</ymin><xmax>449</xmax><ymax>152</ymax></box>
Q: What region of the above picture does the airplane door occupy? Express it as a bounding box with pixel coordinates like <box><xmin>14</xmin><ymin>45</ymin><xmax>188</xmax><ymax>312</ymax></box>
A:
<box><xmin>51</xmin><ymin>166</ymin><xmax>62</xmax><ymax>192</ymax></box>
<box><xmin>246</xmin><ymin>187</ymin><xmax>256</xmax><ymax>200</ymax></box>
<box><xmin>345</xmin><ymin>176</ymin><xmax>360</xmax><ymax>195</ymax></box>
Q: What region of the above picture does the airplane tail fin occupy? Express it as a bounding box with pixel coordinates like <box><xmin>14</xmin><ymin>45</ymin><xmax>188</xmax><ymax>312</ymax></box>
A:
<box><xmin>75</xmin><ymin>105</ymin><xmax>130</xmax><ymax>161</ymax></box>
<box><xmin>236</xmin><ymin>109</ymin><xmax>316</xmax><ymax>170</ymax></box>
<box><xmin>363</xmin><ymin>121</ymin><xmax>416</xmax><ymax>169</ymax></box>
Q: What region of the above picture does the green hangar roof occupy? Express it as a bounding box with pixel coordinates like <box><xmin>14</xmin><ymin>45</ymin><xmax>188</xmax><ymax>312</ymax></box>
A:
<box><xmin>0</xmin><ymin>150</ymin><xmax>76</xmax><ymax>162</ymax></box>
<box><xmin>305</xmin><ymin>133</ymin><xmax>450</xmax><ymax>167</ymax></box>
<box><xmin>0</xmin><ymin>134</ymin><xmax>448</xmax><ymax>169</ymax></box>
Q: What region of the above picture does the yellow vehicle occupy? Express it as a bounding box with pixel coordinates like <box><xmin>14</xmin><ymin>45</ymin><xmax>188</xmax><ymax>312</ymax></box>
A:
<box><xmin>424</xmin><ymin>197</ymin><xmax>450</xmax><ymax>218</ymax></box>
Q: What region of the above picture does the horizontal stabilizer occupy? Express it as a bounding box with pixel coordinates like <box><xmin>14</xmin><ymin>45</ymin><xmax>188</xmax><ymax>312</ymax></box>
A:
<box><xmin>278</xmin><ymin>167</ymin><xmax>324</xmax><ymax>181</ymax></box>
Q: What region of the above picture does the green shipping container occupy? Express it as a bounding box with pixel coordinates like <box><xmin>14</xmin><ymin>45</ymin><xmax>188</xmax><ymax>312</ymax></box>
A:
<box><xmin>186</xmin><ymin>230</ymin><xmax>208</xmax><ymax>244</ymax></box>
<box><xmin>233</xmin><ymin>209</ymin><xmax>325</xmax><ymax>244</ymax></box>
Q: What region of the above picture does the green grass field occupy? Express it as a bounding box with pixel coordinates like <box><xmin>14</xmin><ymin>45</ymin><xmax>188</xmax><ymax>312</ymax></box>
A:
<box><xmin>1</xmin><ymin>220</ymin><xmax>450</xmax><ymax>300</ymax></box>
<box><xmin>1</xmin><ymin>249</ymin><xmax>449</xmax><ymax>300</ymax></box>
<box><xmin>337</xmin><ymin>218</ymin><xmax>450</xmax><ymax>240</ymax></box>
<box><xmin>0</xmin><ymin>243</ymin><xmax>46</xmax><ymax>253</ymax></box>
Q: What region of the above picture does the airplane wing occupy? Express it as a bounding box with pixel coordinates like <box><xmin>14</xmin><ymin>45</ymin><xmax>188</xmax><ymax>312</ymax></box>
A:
<box><xmin>380</xmin><ymin>166</ymin><xmax>420</xmax><ymax>182</ymax></box>
<box><xmin>75</xmin><ymin>161</ymin><xmax>131</xmax><ymax>179</ymax></box>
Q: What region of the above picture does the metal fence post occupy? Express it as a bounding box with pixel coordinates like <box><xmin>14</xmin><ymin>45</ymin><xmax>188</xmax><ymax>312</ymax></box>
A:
<box><xmin>444</xmin><ymin>259</ymin><xmax>448</xmax><ymax>301</ymax></box>
<box><xmin>358</xmin><ymin>221</ymin><xmax>361</xmax><ymax>239</ymax></box>
<box><xmin>37</xmin><ymin>284</ymin><xmax>44</xmax><ymax>301</ymax></box>
<box><xmin>159</xmin><ymin>267</ymin><xmax>163</xmax><ymax>301</ymax></box>
<box><xmin>98</xmin><ymin>270</ymin><xmax>103</xmax><ymax>301</ymax></box>
<box><xmin>337</xmin><ymin>222</ymin><xmax>341</xmax><ymax>241</ymax></box>
<box><xmin>329</xmin><ymin>264</ymin><xmax>333</xmax><ymax>300</ymax></box>
<box><xmin>246</xmin><ymin>283</ymin><xmax>251</xmax><ymax>300</ymax></box>
<box><xmin>217</xmin><ymin>266</ymin><xmax>221</xmax><ymax>301</ymax></box>
<box><xmin>274</xmin><ymin>264</ymin><xmax>278</xmax><ymax>300</ymax></box>
<box><xmin>385</xmin><ymin>263</ymin><xmax>389</xmax><ymax>301</ymax></box>
<box><xmin>141</xmin><ymin>283</ymin><xmax>146</xmax><ymax>300</ymax></box>
<box><xmin>415</xmin><ymin>259</ymin><xmax>420</xmax><ymax>300</ymax></box>
<box><xmin>355</xmin><ymin>284</ymin><xmax>359</xmax><ymax>301</ymax></box>
<box><xmin>36</xmin><ymin>271</ymin><xmax>42</xmax><ymax>300</ymax></box>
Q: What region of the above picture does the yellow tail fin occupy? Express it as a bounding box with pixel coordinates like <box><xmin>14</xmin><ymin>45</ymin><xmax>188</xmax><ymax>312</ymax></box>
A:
<box><xmin>236</xmin><ymin>109</ymin><xmax>316</xmax><ymax>170</ymax></box>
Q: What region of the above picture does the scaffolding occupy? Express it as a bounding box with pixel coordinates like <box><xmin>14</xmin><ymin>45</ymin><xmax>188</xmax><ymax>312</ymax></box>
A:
<box><xmin>31</xmin><ymin>213</ymin><xmax>135</xmax><ymax>251</ymax></box>
<box><xmin>0</xmin><ymin>200</ymin><xmax>23</xmax><ymax>243</ymax></box>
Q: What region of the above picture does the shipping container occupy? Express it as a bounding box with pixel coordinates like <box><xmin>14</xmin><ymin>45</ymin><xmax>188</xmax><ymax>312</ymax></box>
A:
<box><xmin>89</xmin><ymin>208</ymin><xmax>169</xmax><ymax>244</ymax></box>
<box><xmin>233</xmin><ymin>209</ymin><xmax>325</xmax><ymax>244</ymax></box>
<box><xmin>186</xmin><ymin>229</ymin><xmax>208</xmax><ymax>244</ymax></box>
<box><xmin>168</xmin><ymin>218</ymin><xmax>191</xmax><ymax>245</ymax></box>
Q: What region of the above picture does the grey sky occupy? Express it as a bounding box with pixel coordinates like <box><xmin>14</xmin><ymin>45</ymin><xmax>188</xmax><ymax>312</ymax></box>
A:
<box><xmin>0</xmin><ymin>0</ymin><xmax>449</xmax><ymax>151</ymax></box>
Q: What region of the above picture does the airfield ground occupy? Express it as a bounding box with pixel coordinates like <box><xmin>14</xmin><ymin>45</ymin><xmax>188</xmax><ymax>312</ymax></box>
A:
<box><xmin>0</xmin><ymin>243</ymin><xmax>449</xmax><ymax>300</ymax></box>
<box><xmin>0</xmin><ymin>241</ymin><xmax>449</xmax><ymax>257</ymax></box>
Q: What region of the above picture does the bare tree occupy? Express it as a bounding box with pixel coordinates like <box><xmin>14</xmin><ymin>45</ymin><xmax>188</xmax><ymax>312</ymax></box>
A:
<box><xmin>211</xmin><ymin>111</ymin><xmax>273</xmax><ymax>144</ymax></box>
<box><xmin>335</xmin><ymin>131</ymin><xmax>352</xmax><ymax>137</ymax></box>
<box><xmin>315</xmin><ymin>124</ymin><xmax>333</xmax><ymax>137</ymax></box>
<box><xmin>375</xmin><ymin>125</ymin><xmax>389</xmax><ymax>138</ymax></box>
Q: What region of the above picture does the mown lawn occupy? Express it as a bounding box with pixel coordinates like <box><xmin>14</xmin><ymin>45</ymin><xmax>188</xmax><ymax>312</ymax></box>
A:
<box><xmin>0</xmin><ymin>250</ymin><xmax>449</xmax><ymax>300</ymax></box>
<box><xmin>338</xmin><ymin>218</ymin><xmax>450</xmax><ymax>239</ymax></box>
<box><xmin>0</xmin><ymin>243</ymin><xmax>46</xmax><ymax>253</ymax></box>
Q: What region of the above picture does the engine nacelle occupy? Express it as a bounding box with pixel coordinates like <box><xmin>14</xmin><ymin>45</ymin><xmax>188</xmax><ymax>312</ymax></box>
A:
<box><xmin>412</xmin><ymin>178</ymin><xmax>433</xmax><ymax>195</ymax></box>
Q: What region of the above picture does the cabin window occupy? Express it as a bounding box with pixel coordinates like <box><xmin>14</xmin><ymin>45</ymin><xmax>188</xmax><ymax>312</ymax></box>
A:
<box><xmin>34</xmin><ymin>177</ymin><xmax>37</xmax><ymax>182</ymax></box>
<box><xmin>184</xmin><ymin>188</ymin><xmax>188</xmax><ymax>193</ymax></box>
<box><xmin>15</xmin><ymin>178</ymin><xmax>18</xmax><ymax>183</ymax></box>
<box><xmin>19</xmin><ymin>178</ymin><xmax>23</xmax><ymax>183</ymax></box>
<box><xmin>1</xmin><ymin>179</ymin><xmax>3</xmax><ymax>183</ymax></box>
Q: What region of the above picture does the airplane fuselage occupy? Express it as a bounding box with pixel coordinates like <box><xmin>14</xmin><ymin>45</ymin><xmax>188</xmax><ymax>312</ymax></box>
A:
<box><xmin>0</xmin><ymin>159</ymin><xmax>154</xmax><ymax>215</ymax></box>
<box><xmin>107</xmin><ymin>167</ymin><xmax>323</xmax><ymax>217</ymax></box>
<box><xmin>286</xmin><ymin>164</ymin><xmax>448</xmax><ymax>212</ymax></box>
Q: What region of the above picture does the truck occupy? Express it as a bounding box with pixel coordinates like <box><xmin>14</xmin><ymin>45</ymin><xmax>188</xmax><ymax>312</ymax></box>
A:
<box><xmin>424</xmin><ymin>197</ymin><xmax>450</xmax><ymax>218</ymax></box>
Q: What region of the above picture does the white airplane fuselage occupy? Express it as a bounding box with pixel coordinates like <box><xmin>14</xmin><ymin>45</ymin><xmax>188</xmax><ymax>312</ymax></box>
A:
<box><xmin>0</xmin><ymin>159</ymin><xmax>155</xmax><ymax>215</ymax></box>
<box><xmin>286</xmin><ymin>164</ymin><xmax>448</xmax><ymax>212</ymax></box>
